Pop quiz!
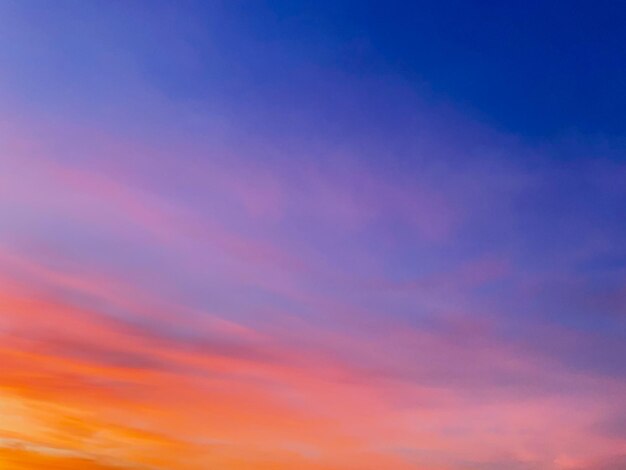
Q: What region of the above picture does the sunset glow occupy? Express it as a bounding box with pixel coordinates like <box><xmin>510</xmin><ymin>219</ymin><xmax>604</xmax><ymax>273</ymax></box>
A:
<box><xmin>1</xmin><ymin>2</ymin><xmax>626</xmax><ymax>469</ymax></box>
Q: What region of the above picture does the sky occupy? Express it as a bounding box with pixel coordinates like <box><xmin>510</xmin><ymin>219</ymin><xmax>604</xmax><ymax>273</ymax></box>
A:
<box><xmin>0</xmin><ymin>1</ymin><xmax>625</xmax><ymax>469</ymax></box>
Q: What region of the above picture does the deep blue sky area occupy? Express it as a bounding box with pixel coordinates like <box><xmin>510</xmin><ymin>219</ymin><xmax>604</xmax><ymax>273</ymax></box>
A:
<box><xmin>223</xmin><ymin>0</ymin><xmax>626</xmax><ymax>140</ymax></box>
<box><xmin>4</xmin><ymin>1</ymin><xmax>625</xmax><ymax>143</ymax></box>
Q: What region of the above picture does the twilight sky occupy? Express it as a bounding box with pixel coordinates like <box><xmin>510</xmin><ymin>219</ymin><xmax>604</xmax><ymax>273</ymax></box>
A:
<box><xmin>1</xmin><ymin>2</ymin><xmax>626</xmax><ymax>469</ymax></box>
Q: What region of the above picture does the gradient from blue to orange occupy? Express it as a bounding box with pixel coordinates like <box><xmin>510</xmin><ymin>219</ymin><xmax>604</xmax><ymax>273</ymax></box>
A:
<box><xmin>1</xmin><ymin>2</ymin><xmax>626</xmax><ymax>469</ymax></box>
